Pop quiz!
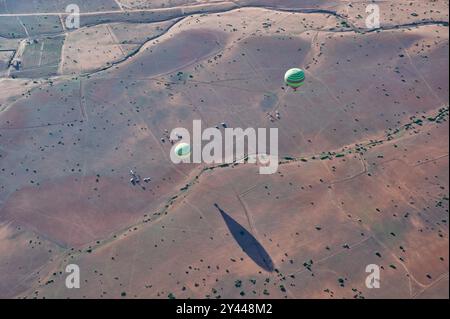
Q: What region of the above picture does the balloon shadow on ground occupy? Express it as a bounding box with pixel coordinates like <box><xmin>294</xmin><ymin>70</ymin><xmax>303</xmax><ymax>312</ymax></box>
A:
<box><xmin>214</xmin><ymin>203</ymin><xmax>274</xmax><ymax>272</ymax></box>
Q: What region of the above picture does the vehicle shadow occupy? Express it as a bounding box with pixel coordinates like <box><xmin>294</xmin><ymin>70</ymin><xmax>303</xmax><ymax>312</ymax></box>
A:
<box><xmin>214</xmin><ymin>203</ymin><xmax>274</xmax><ymax>272</ymax></box>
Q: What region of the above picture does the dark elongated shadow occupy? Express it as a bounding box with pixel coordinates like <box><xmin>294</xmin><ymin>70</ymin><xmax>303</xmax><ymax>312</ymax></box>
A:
<box><xmin>214</xmin><ymin>203</ymin><xmax>274</xmax><ymax>272</ymax></box>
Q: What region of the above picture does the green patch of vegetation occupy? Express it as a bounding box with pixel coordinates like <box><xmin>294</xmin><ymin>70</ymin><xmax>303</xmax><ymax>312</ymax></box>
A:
<box><xmin>168</xmin><ymin>293</ymin><xmax>176</xmax><ymax>299</ymax></box>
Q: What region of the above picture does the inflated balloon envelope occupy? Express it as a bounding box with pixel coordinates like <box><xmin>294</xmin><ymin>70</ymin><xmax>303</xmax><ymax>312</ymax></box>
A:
<box><xmin>284</xmin><ymin>68</ymin><xmax>305</xmax><ymax>90</ymax></box>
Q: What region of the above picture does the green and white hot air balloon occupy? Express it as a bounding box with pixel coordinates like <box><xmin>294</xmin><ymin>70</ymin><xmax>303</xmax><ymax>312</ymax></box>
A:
<box><xmin>284</xmin><ymin>68</ymin><xmax>305</xmax><ymax>90</ymax></box>
<box><xmin>174</xmin><ymin>142</ymin><xmax>191</xmax><ymax>159</ymax></box>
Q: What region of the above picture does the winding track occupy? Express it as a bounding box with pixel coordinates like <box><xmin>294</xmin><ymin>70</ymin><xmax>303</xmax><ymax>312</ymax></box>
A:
<box><xmin>1</xmin><ymin>4</ymin><xmax>448</xmax><ymax>82</ymax></box>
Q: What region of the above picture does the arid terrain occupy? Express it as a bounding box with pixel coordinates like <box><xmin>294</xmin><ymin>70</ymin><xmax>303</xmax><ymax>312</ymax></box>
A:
<box><xmin>0</xmin><ymin>0</ymin><xmax>448</xmax><ymax>299</ymax></box>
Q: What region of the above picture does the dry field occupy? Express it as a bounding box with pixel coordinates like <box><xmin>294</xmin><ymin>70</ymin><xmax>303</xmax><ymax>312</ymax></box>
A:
<box><xmin>0</xmin><ymin>0</ymin><xmax>448</xmax><ymax>299</ymax></box>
